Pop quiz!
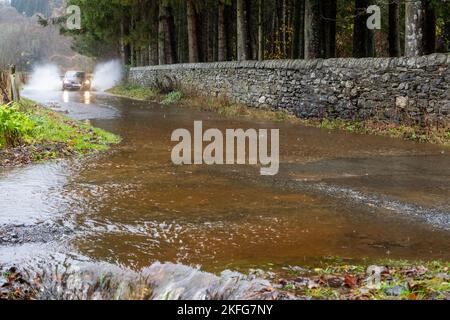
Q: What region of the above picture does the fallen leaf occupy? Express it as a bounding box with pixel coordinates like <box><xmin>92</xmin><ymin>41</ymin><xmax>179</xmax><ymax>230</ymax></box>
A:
<box><xmin>344</xmin><ymin>275</ymin><xmax>358</xmax><ymax>288</ymax></box>
<box><xmin>408</xmin><ymin>293</ymin><xmax>417</xmax><ymax>300</ymax></box>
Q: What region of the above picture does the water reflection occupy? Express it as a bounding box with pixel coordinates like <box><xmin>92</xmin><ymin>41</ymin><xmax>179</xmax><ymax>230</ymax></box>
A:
<box><xmin>22</xmin><ymin>89</ymin><xmax>119</xmax><ymax>121</ymax></box>
<box><xmin>62</xmin><ymin>90</ymin><xmax>69</xmax><ymax>103</ymax></box>
<box><xmin>0</xmin><ymin>161</ymin><xmax>72</xmax><ymax>225</ymax></box>
<box><xmin>62</xmin><ymin>90</ymin><xmax>91</xmax><ymax>104</ymax></box>
<box><xmin>84</xmin><ymin>91</ymin><xmax>91</xmax><ymax>104</ymax></box>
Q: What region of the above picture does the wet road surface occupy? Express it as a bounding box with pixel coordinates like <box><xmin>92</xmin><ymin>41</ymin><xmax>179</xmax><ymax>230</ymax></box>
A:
<box><xmin>1</xmin><ymin>89</ymin><xmax>449</xmax><ymax>273</ymax></box>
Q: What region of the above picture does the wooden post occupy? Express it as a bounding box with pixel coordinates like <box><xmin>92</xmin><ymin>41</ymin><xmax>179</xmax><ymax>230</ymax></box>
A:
<box><xmin>1</xmin><ymin>71</ymin><xmax>9</xmax><ymax>103</ymax></box>
<box><xmin>9</xmin><ymin>65</ymin><xmax>20</xmax><ymax>102</ymax></box>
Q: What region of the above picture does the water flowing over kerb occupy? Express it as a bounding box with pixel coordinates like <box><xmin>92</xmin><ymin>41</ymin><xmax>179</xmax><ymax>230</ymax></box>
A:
<box><xmin>29</xmin><ymin>262</ymin><xmax>287</xmax><ymax>300</ymax></box>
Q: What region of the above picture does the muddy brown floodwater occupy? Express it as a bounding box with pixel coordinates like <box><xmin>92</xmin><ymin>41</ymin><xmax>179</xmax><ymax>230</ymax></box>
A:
<box><xmin>1</xmin><ymin>90</ymin><xmax>450</xmax><ymax>275</ymax></box>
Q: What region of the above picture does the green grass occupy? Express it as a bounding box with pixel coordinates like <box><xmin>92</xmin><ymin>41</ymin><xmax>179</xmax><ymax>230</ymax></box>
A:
<box><xmin>29</xmin><ymin>109</ymin><xmax>119</xmax><ymax>152</ymax></box>
<box><xmin>107</xmin><ymin>84</ymin><xmax>158</xmax><ymax>101</ymax></box>
<box><xmin>0</xmin><ymin>103</ymin><xmax>35</xmax><ymax>147</ymax></box>
<box><xmin>275</xmin><ymin>258</ymin><xmax>449</xmax><ymax>300</ymax></box>
<box><xmin>303</xmin><ymin>118</ymin><xmax>450</xmax><ymax>146</ymax></box>
<box><xmin>0</xmin><ymin>99</ymin><xmax>120</xmax><ymax>164</ymax></box>
<box><xmin>161</xmin><ymin>90</ymin><xmax>184</xmax><ymax>105</ymax></box>
<box><xmin>108</xmin><ymin>84</ymin><xmax>184</xmax><ymax>106</ymax></box>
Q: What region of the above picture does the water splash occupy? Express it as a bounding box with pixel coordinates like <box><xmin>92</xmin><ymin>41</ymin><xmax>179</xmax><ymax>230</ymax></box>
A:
<box><xmin>141</xmin><ymin>263</ymin><xmax>279</xmax><ymax>300</ymax></box>
<box><xmin>10</xmin><ymin>261</ymin><xmax>286</xmax><ymax>300</ymax></box>
<box><xmin>25</xmin><ymin>64</ymin><xmax>62</xmax><ymax>91</ymax></box>
<box><xmin>92</xmin><ymin>60</ymin><xmax>123</xmax><ymax>91</ymax></box>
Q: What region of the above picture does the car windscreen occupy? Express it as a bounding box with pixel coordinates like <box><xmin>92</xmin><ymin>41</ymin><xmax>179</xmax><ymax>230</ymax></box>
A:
<box><xmin>65</xmin><ymin>72</ymin><xmax>85</xmax><ymax>80</ymax></box>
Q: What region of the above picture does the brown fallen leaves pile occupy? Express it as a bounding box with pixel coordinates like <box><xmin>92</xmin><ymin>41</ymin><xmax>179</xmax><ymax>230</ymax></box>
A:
<box><xmin>0</xmin><ymin>143</ymin><xmax>73</xmax><ymax>167</ymax></box>
<box><xmin>274</xmin><ymin>262</ymin><xmax>450</xmax><ymax>300</ymax></box>
<box><xmin>0</xmin><ymin>267</ymin><xmax>38</xmax><ymax>300</ymax></box>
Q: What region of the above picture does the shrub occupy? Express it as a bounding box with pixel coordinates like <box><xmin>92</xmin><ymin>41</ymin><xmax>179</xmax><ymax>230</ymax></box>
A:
<box><xmin>108</xmin><ymin>84</ymin><xmax>157</xmax><ymax>100</ymax></box>
<box><xmin>162</xmin><ymin>91</ymin><xmax>184</xmax><ymax>105</ymax></box>
<box><xmin>0</xmin><ymin>104</ymin><xmax>35</xmax><ymax>147</ymax></box>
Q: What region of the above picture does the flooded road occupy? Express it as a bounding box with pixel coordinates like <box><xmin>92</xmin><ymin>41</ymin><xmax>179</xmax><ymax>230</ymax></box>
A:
<box><xmin>1</xmin><ymin>89</ymin><xmax>450</xmax><ymax>275</ymax></box>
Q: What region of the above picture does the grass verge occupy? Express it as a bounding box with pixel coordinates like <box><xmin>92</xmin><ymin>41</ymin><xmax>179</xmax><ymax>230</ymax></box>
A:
<box><xmin>0</xmin><ymin>98</ymin><xmax>121</xmax><ymax>167</ymax></box>
<box><xmin>303</xmin><ymin>118</ymin><xmax>450</xmax><ymax>146</ymax></box>
<box><xmin>108</xmin><ymin>84</ymin><xmax>450</xmax><ymax>146</ymax></box>
<box><xmin>269</xmin><ymin>258</ymin><xmax>450</xmax><ymax>300</ymax></box>
<box><xmin>108</xmin><ymin>84</ymin><xmax>295</xmax><ymax>121</ymax></box>
<box><xmin>107</xmin><ymin>84</ymin><xmax>159</xmax><ymax>101</ymax></box>
<box><xmin>1</xmin><ymin>258</ymin><xmax>448</xmax><ymax>300</ymax></box>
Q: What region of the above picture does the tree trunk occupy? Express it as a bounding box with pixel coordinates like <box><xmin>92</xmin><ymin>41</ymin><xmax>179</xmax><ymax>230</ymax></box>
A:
<box><xmin>423</xmin><ymin>0</ymin><xmax>436</xmax><ymax>54</ymax></box>
<box><xmin>149</xmin><ymin>0</ymin><xmax>159</xmax><ymax>65</ymax></box>
<box><xmin>388</xmin><ymin>0</ymin><xmax>401</xmax><ymax>57</ymax></box>
<box><xmin>405</xmin><ymin>0</ymin><xmax>424</xmax><ymax>57</ymax></box>
<box><xmin>119</xmin><ymin>19</ymin><xmax>125</xmax><ymax>63</ymax></box>
<box><xmin>136</xmin><ymin>48</ymin><xmax>141</xmax><ymax>66</ymax></box>
<box><xmin>442</xmin><ymin>14</ymin><xmax>450</xmax><ymax>53</ymax></box>
<box><xmin>304</xmin><ymin>0</ymin><xmax>322</xmax><ymax>59</ymax></box>
<box><xmin>140</xmin><ymin>1</ymin><xmax>149</xmax><ymax>66</ymax></box>
<box><xmin>158</xmin><ymin>1</ymin><xmax>166</xmax><ymax>65</ymax></box>
<box><xmin>158</xmin><ymin>3</ymin><xmax>178</xmax><ymax>64</ymax></box>
<box><xmin>282</xmin><ymin>0</ymin><xmax>287</xmax><ymax>57</ymax></box>
<box><xmin>121</xmin><ymin>14</ymin><xmax>132</xmax><ymax>65</ymax></box>
<box><xmin>206</xmin><ymin>5</ymin><xmax>215</xmax><ymax>61</ymax></box>
<box><xmin>130</xmin><ymin>45</ymin><xmax>135</xmax><ymax>67</ymax></box>
<box><xmin>130</xmin><ymin>10</ymin><xmax>136</xmax><ymax>67</ymax></box>
<box><xmin>322</xmin><ymin>0</ymin><xmax>336</xmax><ymax>58</ymax></box>
<box><xmin>292</xmin><ymin>0</ymin><xmax>305</xmax><ymax>59</ymax></box>
<box><xmin>165</xmin><ymin>5</ymin><xmax>178</xmax><ymax>64</ymax></box>
<box><xmin>186</xmin><ymin>0</ymin><xmax>199</xmax><ymax>62</ymax></box>
<box><xmin>353</xmin><ymin>0</ymin><xmax>375</xmax><ymax>58</ymax></box>
<box><xmin>237</xmin><ymin>0</ymin><xmax>249</xmax><ymax>61</ymax></box>
<box><xmin>149</xmin><ymin>37</ymin><xmax>159</xmax><ymax>65</ymax></box>
<box><xmin>141</xmin><ymin>47</ymin><xmax>148</xmax><ymax>66</ymax></box>
<box><xmin>258</xmin><ymin>0</ymin><xmax>264</xmax><ymax>60</ymax></box>
<box><xmin>197</xmin><ymin>9</ymin><xmax>206</xmax><ymax>62</ymax></box>
<box><xmin>246</xmin><ymin>0</ymin><xmax>253</xmax><ymax>59</ymax></box>
<box><xmin>225</xmin><ymin>3</ymin><xmax>234</xmax><ymax>60</ymax></box>
<box><xmin>120</xmin><ymin>17</ymin><xmax>131</xmax><ymax>66</ymax></box>
<box><xmin>218</xmin><ymin>1</ymin><xmax>227</xmax><ymax>61</ymax></box>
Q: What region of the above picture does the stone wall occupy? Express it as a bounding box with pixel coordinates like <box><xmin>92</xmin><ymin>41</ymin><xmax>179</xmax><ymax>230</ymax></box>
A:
<box><xmin>129</xmin><ymin>53</ymin><xmax>450</xmax><ymax>124</ymax></box>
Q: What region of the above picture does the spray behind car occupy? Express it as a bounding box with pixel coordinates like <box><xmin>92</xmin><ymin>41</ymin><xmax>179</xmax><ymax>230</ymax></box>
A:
<box><xmin>25</xmin><ymin>61</ymin><xmax>122</xmax><ymax>92</ymax></box>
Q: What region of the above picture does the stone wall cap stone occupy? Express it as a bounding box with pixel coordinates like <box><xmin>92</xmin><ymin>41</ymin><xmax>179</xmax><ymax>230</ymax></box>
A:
<box><xmin>129</xmin><ymin>53</ymin><xmax>450</xmax><ymax>73</ymax></box>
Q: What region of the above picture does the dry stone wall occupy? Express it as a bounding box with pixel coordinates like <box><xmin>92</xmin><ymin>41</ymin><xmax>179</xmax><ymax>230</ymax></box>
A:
<box><xmin>129</xmin><ymin>54</ymin><xmax>450</xmax><ymax>124</ymax></box>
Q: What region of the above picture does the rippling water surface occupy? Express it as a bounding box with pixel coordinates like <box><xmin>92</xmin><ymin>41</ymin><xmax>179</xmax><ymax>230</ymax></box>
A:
<box><xmin>1</xmin><ymin>89</ymin><xmax>449</xmax><ymax>275</ymax></box>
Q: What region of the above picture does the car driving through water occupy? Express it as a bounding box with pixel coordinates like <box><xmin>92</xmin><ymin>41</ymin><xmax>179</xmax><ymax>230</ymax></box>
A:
<box><xmin>62</xmin><ymin>71</ymin><xmax>91</xmax><ymax>91</ymax></box>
